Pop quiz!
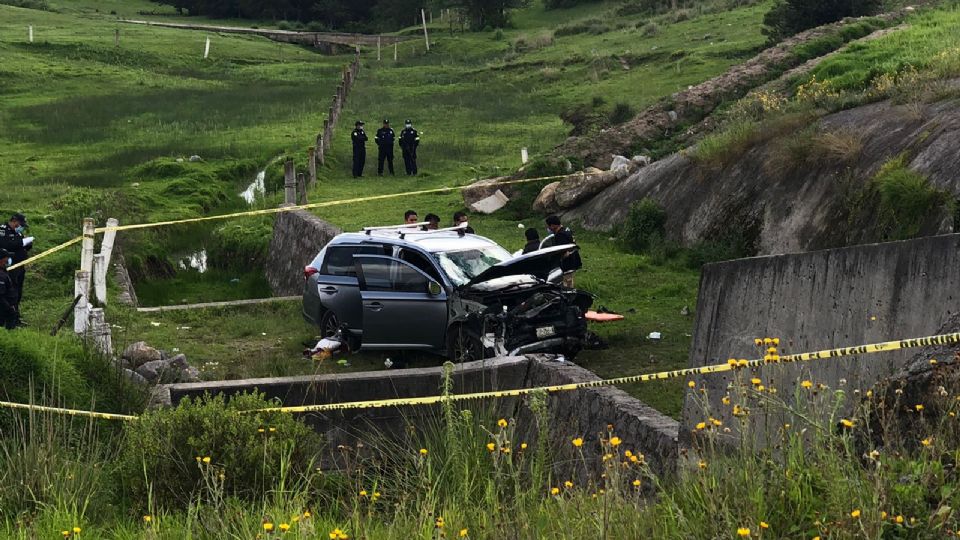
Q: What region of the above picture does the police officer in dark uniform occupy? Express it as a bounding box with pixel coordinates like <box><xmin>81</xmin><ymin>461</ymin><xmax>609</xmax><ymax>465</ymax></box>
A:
<box><xmin>351</xmin><ymin>121</ymin><xmax>368</xmax><ymax>178</ymax></box>
<box><xmin>399</xmin><ymin>119</ymin><xmax>420</xmax><ymax>176</ymax></box>
<box><xmin>0</xmin><ymin>213</ymin><xmax>30</xmax><ymax>325</ymax></box>
<box><xmin>375</xmin><ymin>119</ymin><xmax>396</xmax><ymax>176</ymax></box>
<box><xmin>0</xmin><ymin>249</ymin><xmax>18</xmax><ymax>330</ymax></box>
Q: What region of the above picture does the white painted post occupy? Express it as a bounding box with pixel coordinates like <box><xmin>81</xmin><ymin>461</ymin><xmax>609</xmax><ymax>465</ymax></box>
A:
<box><xmin>377</xmin><ymin>35</ymin><xmax>381</xmax><ymax>61</ymax></box>
<box><xmin>521</xmin><ymin>147</ymin><xmax>529</xmax><ymax>164</ymax></box>
<box><xmin>421</xmin><ymin>9</ymin><xmax>430</xmax><ymax>51</ymax></box>
<box><xmin>93</xmin><ymin>217</ymin><xmax>118</xmax><ymax>305</ymax></box>
<box><xmin>204</xmin><ymin>36</ymin><xmax>211</xmax><ymax>59</ymax></box>
<box><xmin>74</xmin><ymin>271</ymin><xmax>90</xmax><ymax>335</ymax></box>
<box><xmin>355</xmin><ymin>40</ymin><xmax>360</xmax><ymax>54</ymax></box>
<box><xmin>28</xmin><ymin>25</ymin><xmax>33</xmax><ymax>43</ymax></box>
<box><xmin>89</xmin><ymin>308</ymin><xmax>112</xmax><ymax>356</ymax></box>
<box><xmin>80</xmin><ymin>218</ymin><xmax>95</xmax><ymax>286</ymax></box>
<box><xmin>307</xmin><ymin>146</ymin><xmax>317</xmax><ymax>188</ymax></box>
<box><xmin>394</xmin><ymin>41</ymin><xmax>398</xmax><ymax>61</ymax></box>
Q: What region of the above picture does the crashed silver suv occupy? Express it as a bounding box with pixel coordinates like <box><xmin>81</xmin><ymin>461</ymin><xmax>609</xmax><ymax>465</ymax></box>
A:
<box><xmin>302</xmin><ymin>225</ymin><xmax>592</xmax><ymax>361</ymax></box>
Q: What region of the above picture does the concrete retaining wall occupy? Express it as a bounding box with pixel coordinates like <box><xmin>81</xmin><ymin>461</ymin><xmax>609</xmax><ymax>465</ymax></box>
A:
<box><xmin>682</xmin><ymin>233</ymin><xmax>960</xmax><ymax>440</ymax></box>
<box><xmin>267</xmin><ymin>209</ymin><xmax>341</xmax><ymax>296</ymax></box>
<box><xmin>157</xmin><ymin>356</ymin><xmax>680</xmax><ymax>479</ymax></box>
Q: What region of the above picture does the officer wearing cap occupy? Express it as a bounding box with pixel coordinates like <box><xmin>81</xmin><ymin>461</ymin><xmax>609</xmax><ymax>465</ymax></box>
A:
<box><xmin>399</xmin><ymin>119</ymin><xmax>420</xmax><ymax>176</ymax></box>
<box><xmin>0</xmin><ymin>213</ymin><xmax>31</xmax><ymax>326</ymax></box>
<box><xmin>351</xmin><ymin>121</ymin><xmax>368</xmax><ymax>178</ymax></box>
<box><xmin>375</xmin><ymin>119</ymin><xmax>396</xmax><ymax>176</ymax></box>
<box><xmin>0</xmin><ymin>248</ymin><xmax>18</xmax><ymax>330</ymax></box>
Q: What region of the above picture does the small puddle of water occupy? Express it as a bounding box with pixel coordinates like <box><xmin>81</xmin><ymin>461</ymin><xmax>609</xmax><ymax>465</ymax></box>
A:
<box><xmin>178</xmin><ymin>249</ymin><xmax>209</xmax><ymax>273</ymax></box>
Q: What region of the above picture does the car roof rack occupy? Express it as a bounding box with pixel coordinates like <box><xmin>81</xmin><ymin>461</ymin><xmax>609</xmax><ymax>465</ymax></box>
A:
<box><xmin>360</xmin><ymin>223</ymin><xmax>470</xmax><ymax>239</ymax></box>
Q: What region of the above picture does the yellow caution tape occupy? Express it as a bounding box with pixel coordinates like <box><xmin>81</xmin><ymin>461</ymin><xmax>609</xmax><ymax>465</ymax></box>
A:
<box><xmin>7</xmin><ymin>236</ymin><xmax>83</xmax><ymax>272</ymax></box>
<box><xmin>92</xmin><ymin>172</ymin><xmax>577</xmax><ymax>234</ymax></box>
<box><xmin>0</xmin><ymin>400</ymin><xmax>138</xmax><ymax>421</ymax></box>
<box><xmin>3</xmin><ymin>332</ymin><xmax>956</xmax><ymax>421</ymax></box>
<box><xmin>250</xmin><ymin>332</ymin><xmax>960</xmax><ymax>414</ymax></box>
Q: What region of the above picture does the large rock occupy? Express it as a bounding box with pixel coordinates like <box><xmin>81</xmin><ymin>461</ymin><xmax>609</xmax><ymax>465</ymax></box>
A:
<box><xmin>122</xmin><ymin>368</ymin><xmax>148</xmax><ymax>385</ymax></box>
<box><xmin>122</xmin><ymin>341</ymin><xmax>162</xmax><ymax>369</ymax></box>
<box><xmin>554</xmin><ymin>170</ymin><xmax>620</xmax><ymax>209</ymax></box>
<box><xmin>135</xmin><ymin>359</ymin><xmax>170</xmax><ymax>384</ymax></box>
<box><xmin>533</xmin><ymin>181</ymin><xmax>561</xmax><ymax>213</ymax></box>
<box><xmin>610</xmin><ymin>155</ymin><xmax>632</xmax><ymax>172</ymax></box>
<box><xmin>461</xmin><ymin>176</ymin><xmax>512</xmax><ymax>206</ymax></box>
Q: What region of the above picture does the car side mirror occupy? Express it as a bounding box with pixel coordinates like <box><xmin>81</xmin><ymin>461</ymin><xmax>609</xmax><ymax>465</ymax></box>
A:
<box><xmin>427</xmin><ymin>280</ymin><xmax>442</xmax><ymax>296</ymax></box>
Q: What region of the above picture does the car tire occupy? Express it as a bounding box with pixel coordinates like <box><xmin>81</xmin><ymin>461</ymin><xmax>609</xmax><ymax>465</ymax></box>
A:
<box><xmin>446</xmin><ymin>325</ymin><xmax>485</xmax><ymax>363</ymax></box>
<box><xmin>319</xmin><ymin>310</ymin><xmax>341</xmax><ymax>339</ymax></box>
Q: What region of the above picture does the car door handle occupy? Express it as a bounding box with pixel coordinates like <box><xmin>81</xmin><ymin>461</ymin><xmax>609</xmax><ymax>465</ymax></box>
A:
<box><xmin>319</xmin><ymin>286</ymin><xmax>338</xmax><ymax>294</ymax></box>
<box><xmin>366</xmin><ymin>302</ymin><xmax>383</xmax><ymax>312</ymax></box>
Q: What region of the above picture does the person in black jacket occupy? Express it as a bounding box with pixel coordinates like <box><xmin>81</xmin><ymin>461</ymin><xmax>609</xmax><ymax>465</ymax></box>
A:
<box><xmin>546</xmin><ymin>215</ymin><xmax>582</xmax><ymax>288</ymax></box>
<box><xmin>399</xmin><ymin>120</ymin><xmax>420</xmax><ymax>176</ymax></box>
<box><xmin>375</xmin><ymin>119</ymin><xmax>396</xmax><ymax>176</ymax></box>
<box><xmin>453</xmin><ymin>211</ymin><xmax>475</xmax><ymax>234</ymax></box>
<box><xmin>351</xmin><ymin>121</ymin><xmax>368</xmax><ymax>178</ymax></box>
<box><xmin>522</xmin><ymin>227</ymin><xmax>540</xmax><ymax>254</ymax></box>
<box><xmin>0</xmin><ymin>249</ymin><xmax>18</xmax><ymax>330</ymax></box>
<box><xmin>0</xmin><ymin>213</ymin><xmax>31</xmax><ymax>325</ymax></box>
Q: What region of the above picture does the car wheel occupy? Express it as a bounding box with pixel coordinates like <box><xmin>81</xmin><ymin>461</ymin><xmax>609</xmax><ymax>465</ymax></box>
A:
<box><xmin>320</xmin><ymin>310</ymin><xmax>341</xmax><ymax>339</ymax></box>
<box><xmin>447</xmin><ymin>325</ymin><xmax>485</xmax><ymax>363</ymax></box>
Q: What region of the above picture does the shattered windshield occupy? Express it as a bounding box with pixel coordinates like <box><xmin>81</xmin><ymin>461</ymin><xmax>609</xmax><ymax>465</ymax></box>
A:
<box><xmin>436</xmin><ymin>245</ymin><xmax>513</xmax><ymax>286</ymax></box>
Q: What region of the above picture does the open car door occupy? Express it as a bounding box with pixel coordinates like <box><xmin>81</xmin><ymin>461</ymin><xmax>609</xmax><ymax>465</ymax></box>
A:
<box><xmin>354</xmin><ymin>255</ymin><xmax>448</xmax><ymax>350</ymax></box>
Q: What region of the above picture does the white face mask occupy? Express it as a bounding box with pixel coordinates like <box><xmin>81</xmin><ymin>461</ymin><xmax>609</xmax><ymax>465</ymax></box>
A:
<box><xmin>14</xmin><ymin>226</ymin><xmax>24</xmax><ymax>234</ymax></box>
<box><xmin>5</xmin><ymin>258</ymin><xmax>11</xmax><ymax>266</ymax></box>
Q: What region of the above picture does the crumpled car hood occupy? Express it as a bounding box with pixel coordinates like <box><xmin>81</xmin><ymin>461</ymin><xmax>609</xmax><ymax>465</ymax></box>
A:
<box><xmin>465</xmin><ymin>244</ymin><xmax>577</xmax><ymax>287</ymax></box>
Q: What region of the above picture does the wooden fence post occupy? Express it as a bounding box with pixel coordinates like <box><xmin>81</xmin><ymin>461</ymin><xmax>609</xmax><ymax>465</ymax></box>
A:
<box><xmin>28</xmin><ymin>25</ymin><xmax>33</xmax><ymax>43</ymax></box>
<box><xmin>74</xmin><ymin>271</ymin><xmax>90</xmax><ymax>335</ymax></box>
<box><xmin>80</xmin><ymin>218</ymin><xmax>95</xmax><ymax>288</ymax></box>
<box><xmin>377</xmin><ymin>35</ymin><xmax>381</xmax><ymax>61</ymax></box>
<box><xmin>89</xmin><ymin>308</ymin><xmax>112</xmax><ymax>356</ymax></box>
<box><xmin>307</xmin><ymin>147</ymin><xmax>317</xmax><ymax>187</ymax></box>
<box><xmin>297</xmin><ymin>173</ymin><xmax>307</xmax><ymax>205</ymax></box>
<box><xmin>421</xmin><ymin>9</ymin><xmax>430</xmax><ymax>51</ymax></box>
<box><xmin>114</xmin><ymin>28</ymin><xmax>120</xmax><ymax>47</ymax></box>
<box><xmin>204</xmin><ymin>36</ymin><xmax>211</xmax><ymax>59</ymax></box>
<box><xmin>93</xmin><ymin>217</ymin><xmax>118</xmax><ymax>305</ymax></box>
<box><xmin>283</xmin><ymin>160</ymin><xmax>296</xmax><ymax>205</ymax></box>
<box><xmin>394</xmin><ymin>41</ymin><xmax>398</xmax><ymax>61</ymax></box>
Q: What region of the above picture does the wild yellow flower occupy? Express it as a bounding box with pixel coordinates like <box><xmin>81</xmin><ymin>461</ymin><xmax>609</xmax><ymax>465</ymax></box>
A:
<box><xmin>61</xmin><ymin>532</ymin><xmax>70</xmax><ymax>538</ymax></box>
<box><xmin>520</xmin><ymin>442</ymin><xmax>528</xmax><ymax>450</ymax></box>
<box><xmin>264</xmin><ymin>523</ymin><xmax>274</xmax><ymax>532</ymax></box>
<box><xmin>359</xmin><ymin>490</ymin><xmax>367</xmax><ymax>497</ymax></box>
<box><xmin>698</xmin><ymin>460</ymin><xmax>707</xmax><ymax>469</ymax></box>
<box><xmin>550</xmin><ymin>487</ymin><xmax>560</xmax><ymax>495</ymax></box>
<box><xmin>722</xmin><ymin>396</ymin><xmax>731</xmax><ymax>405</ymax></box>
<box><xmin>763</xmin><ymin>338</ymin><xmax>772</xmax><ymax>345</ymax></box>
<box><xmin>143</xmin><ymin>515</ymin><xmax>152</xmax><ymax>523</ymax></box>
<box><xmin>801</xmin><ymin>380</ymin><xmax>813</xmax><ymax>389</ymax></box>
<box><xmin>303</xmin><ymin>511</ymin><xmax>311</xmax><ymax>518</ymax></box>
<box><xmin>572</xmin><ymin>437</ymin><xmax>584</xmax><ymax>447</ymax></box>
<box><xmin>625</xmin><ymin>450</ymin><xmax>633</xmax><ymax>457</ymax></box>
<box><xmin>328</xmin><ymin>528</ymin><xmax>348</xmax><ymax>540</ymax></box>
<box><xmin>766</xmin><ymin>347</ymin><xmax>777</xmax><ymax>354</ymax></box>
<box><xmin>880</xmin><ymin>511</ymin><xmax>887</xmax><ymax>519</ymax></box>
<box><xmin>866</xmin><ymin>390</ymin><xmax>873</xmax><ymax>398</ymax></box>
<box><xmin>602</xmin><ymin>453</ymin><xmax>613</xmax><ymax>461</ymax></box>
<box><xmin>737</xmin><ymin>359</ymin><xmax>749</xmax><ymax>367</ymax></box>
<box><xmin>851</xmin><ymin>509</ymin><xmax>861</xmax><ymax>518</ymax></box>
<box><xmin>733</xmin><ymin>405</ymin><xmax>745</xmax><ymax>417</ymax></box>
<box><xmin>813</xmin><ymin>537</ymin><xmax>821</xmax><ymax>540</ymax></box>
<box><xmin>757</xmin><ymin>385</ymin><xmax>765</xmax><ymax>392</ymax></box>
<box><xmin>73</xmin><ymin>527</ymin><xmax>81</xmax><ymax>534</ymax></box>
<box><xmin>435</xmin><ymin>516</ymin><xmax>445</xmax><ymax>528</ymax></box>
<box><xmin>632</xmin><ymin>479</ymin><xmax>641</xmax><ymax>487</ymax></box>
<box><xmin>629</xmin><ymin>454</ymin><xmax>639</xmax><ymax>463</ymax></box>
<box><xmin>258</xmin><ymin>427</ymin><xmax>265</xmax><ymax>433</ymax></box>
<box><xmin>459</xmin><ymin>529</ymin><xmax>468</xmax><ymax>537</ymax></box>
<box><xmin>269</xmin><ymin>427</ymin><xmax>276</xmax><ymax>433</ymax></box>
<box><xmin>564</xmin><ymin>480</ymin><xmax>574</xmax><ymax>488</ymax></box>
<box><xmin>895</xmin><ymin>515</ymin><xmax>904</xmax><ymax>524</ymax></box>
<box><xmin>773</xmin><ymin>338</ymin><xmax>780</xmax><ymax>345</ymax></box>
<box><xmin>279</xmin><ymin>523</ymin><xmax>290</xmax><ymax>532</ymax></box>
<box><xmin>372</xmin><ymin>492</ymin><xmax>381</xmax><ymax>500</ymax></box>
<box><xmin>202</xmin><ymin>456</ymin><xmax>211</xmax><ymax>464</ymax></box>
<box><xmin>930</xmin><ymin>359</ymin><xmax>938</xmax><ymax>365</ymax></box>
<box><xmin>868</xmin><ymin>450</ymin><xmax>880</xmax><ymax>460</ymax></box>
<box><xmin>915</xmin><ymin>404</ymin><xmax>925</xmax><ymax>412</ymax></box>
<box><xmin>610</xmin><ymin>436</ymin><xmax>622</xmax><ymax>447</ymax></box>
<box><xmin>687</xmin><ymin>380</ymin><xmax>696</xmax><ymax>388</ymax></box>
<box><xmin>737</xmin><ymin>527</ymin><xmax>750</xmax><ymax>536</ymax></box>
<box><xmin>711</xmin><ymin>418</ymin><xmax>723</xmax><ymax>427</ymax></box>
<box><xmin>419</xmin><ymin>448</ymin><xmax>428</xmax><ymax>456</ymax></box>
<box><xmin>500</xmin><ymin>446</ymin><xmax>511</xmax><ymax>454</ymax></box>
<box><xmin>497</xmin><ymin>418</ymin><xmax>508</xmax><ymax>428</ymax></box>
<box><xmin>695</xmin><ymin>422</ymin><xmax>707</xmax><ymax>430</ymax></box>
<box><xmin>921</xmin><ymin>437</ymin><xmax>933</xmax><ymax>447</ymax></box>
<box><xmin>759</xmin><ymin>521</ymin><xmax>769</xmax><ymax>529</ymax></box>
<box><xmin>750</xmin><ymin>378</ymin><xmax>762</xmax><ymax>386</ymax></box>
<box><xmin>486</xmin><ymin>442</ymin><xmax>496</xmax><ymax>452</ymax></box>
<box><xmin>840</xmin><ymin>419</ymin><xmax>854</xmax><ymax>428</ymax></box>
<box><xmin>728</xmin><ymin>358</ymin><xmax>738</xmax><ymax>367</ymax></box>
<box><xmin>754</xmin><ymin>339</ymin><xmax>762</xmax><ymax>346</ymax></box>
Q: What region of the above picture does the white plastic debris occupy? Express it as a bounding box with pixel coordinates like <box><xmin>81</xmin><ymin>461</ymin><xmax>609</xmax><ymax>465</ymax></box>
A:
<box><xmin>384</xmin><ymin>358</ymin><xmax>393</xmax><ymax>369</ymax></box>
<box><xmin>518</xmin><ymin>223</ymin><xmax>525</xmax><ymax>228</ymax></box>
<box><xmin>150</xmin><ymin>321</ymin><xmax>161</xmax><ymax>327</ymax></box>
<box><xmin>647</xmin><ymin>331</ymin><xmax>662</xmax><ymax>341</ymax></box>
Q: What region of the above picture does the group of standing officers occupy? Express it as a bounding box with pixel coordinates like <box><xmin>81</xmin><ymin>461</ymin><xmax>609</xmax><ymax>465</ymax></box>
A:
<box><xmin>0</xmin><ymin>213</ymin><xmax>31</xmax><ymax>330</ymax></box>
<box><xmin>352</xmin><ymin>119</ymin><xmax>420</xmax><ymax>178</ymax></box>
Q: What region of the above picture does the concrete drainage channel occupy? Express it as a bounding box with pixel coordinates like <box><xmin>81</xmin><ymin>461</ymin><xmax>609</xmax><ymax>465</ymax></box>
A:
<box><xmin>153</xmin><ymin>355</ymin><xmax>679</xmax><ymax>480</ymax></box>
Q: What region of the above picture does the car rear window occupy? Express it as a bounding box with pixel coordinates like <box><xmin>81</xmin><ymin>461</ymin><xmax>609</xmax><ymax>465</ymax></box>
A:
<box><xmin>322</xmin><ymin>245</ymin><xmax>389</xmax><ymax>277</ymax></box>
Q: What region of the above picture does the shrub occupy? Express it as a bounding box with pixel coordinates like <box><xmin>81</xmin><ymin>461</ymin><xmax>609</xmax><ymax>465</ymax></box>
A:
<box><xmin>620</xmin><ymin>198</ymin><xmax>667</xmax><ymax>253</ymax></box>
<box><xmin>692</xmin><ymin>119</ymin><xmax>761</xmax><ymax>169</ymax></box>
<box><xmin>0</xmin><ymin>0</ymin><xmax>51</xmax><ymax>10</ymax></box>
<box><xmin>513</xmin><ymin>32</ymin><xmax>554</xmax><ymax>52</ymax></box>
<box><xmin>639</xmin><ymin>21</ymin><xmax>661</xmax><ymax>36</ymax></box>
<box><xmin>545</xmin><ymin>0</ymin><xmax>603</xmax><ymax>8</ymax></box>
<box><xmin>874</xmin><ymin>154</ymin><xmax>952</xmax><ymax>240</ymax></box>
<box><xmin>555</xmin><ymin>19</ymin><xmax>610</xmax><ymax>37</ymax></box>
<box><xmin>609</xmin><ymin>102</ymin><xmax>636</xmax><ymax>125</ymax></box>
<box><xmin>120</xmin><ymin>392</ymin><xmax>323</xmax><ymax>509</ymax></box>
<box><xmin>493</xmin><ymin>28</ymin><xmax>504</xmax><ymax>40</ymax></box>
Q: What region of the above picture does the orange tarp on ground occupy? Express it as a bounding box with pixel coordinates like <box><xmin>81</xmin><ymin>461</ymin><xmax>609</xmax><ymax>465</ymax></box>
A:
<box><xmin>585</xmin><ymin>311</ymin><xmax>625</xmax><ymax>322</ymax></box>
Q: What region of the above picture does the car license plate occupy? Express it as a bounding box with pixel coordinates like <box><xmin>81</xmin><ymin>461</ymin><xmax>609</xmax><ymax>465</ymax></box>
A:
<box><xmin>536</xmin><ymin>326</ymin><xmax>556</xmax><ymax>339</ymax></box>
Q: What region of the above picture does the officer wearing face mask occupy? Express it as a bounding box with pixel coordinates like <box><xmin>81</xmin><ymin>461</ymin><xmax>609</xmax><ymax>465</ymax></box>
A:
<box><xmin>0</xmin><ymin>213</ymin><xmax>32</xmax><ymax>326</ymax></box>
<box><xmin>0</xmin><ymin>249</ymin><xmax>18</xmax><ymax>330</ymax></box>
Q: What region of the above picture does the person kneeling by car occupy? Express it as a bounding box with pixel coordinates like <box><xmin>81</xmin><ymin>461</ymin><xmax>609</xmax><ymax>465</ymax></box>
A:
<box><xmin>545</xmin><ymin>215</ymin><xmax>582</xmax><ymax>288</ymax></box>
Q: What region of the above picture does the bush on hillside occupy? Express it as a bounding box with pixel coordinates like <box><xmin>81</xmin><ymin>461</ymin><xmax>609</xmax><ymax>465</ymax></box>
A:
<box><xmin>609</xmin><ymin>102</ymin><xmax>636</xmax><ymax>125</ymax></box>
<box><xmin>763</xmin><ymin>0</ymin><xmax>883</xmax><ymax>42</ymax></box>
<box><xmin>874</xmin><ymin>155</ymin><xmax>953</xmax><ymax>240</ymax></box>
<box><xmin>545</xmin><ymin>0</ymin><xmax>602</xmax><ymax>8</ymax></box>
<box><xmin>120</xmin><ymin>392</ymin><xmax>323</xmax><ymax>509</ymax></box>
<box><xmin>620</xmin><ymin>198</ymin><xmax>667</xmax><ymax>253</ymax></box>
<box><xmin>555</xmin><ymin>19</ymin><xmax>610</xmax><ymax>36</ymax></box>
